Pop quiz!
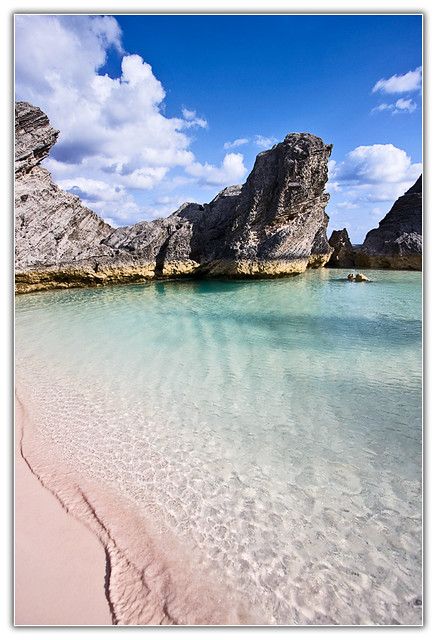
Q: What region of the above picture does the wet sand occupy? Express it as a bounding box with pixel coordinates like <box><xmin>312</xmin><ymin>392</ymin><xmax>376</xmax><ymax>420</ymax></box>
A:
<box><xmin>15</xmin><ymin>392</ymin><xmax>253</xmax><ymax>625</ymax></box>
<box><xmin>15</xmin><ymin>398</ymin><xmax>112</xmax><ymax>625</ymax></box>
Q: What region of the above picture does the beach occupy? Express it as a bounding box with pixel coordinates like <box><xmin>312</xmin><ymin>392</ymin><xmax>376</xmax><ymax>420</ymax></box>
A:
<box><xmin>15</xmin><ymin>391</ymin><xmax>254</xmax><ymax>626</ymax></box>
<box><xmin>15</xmin><ymin>396</ymin><xmax>112</xmax><ymax>625</ymax></box>
<box><xmin>14</xmin><ymin>273</ymin><xmax>422</xmax><ymax>625</ymax></box>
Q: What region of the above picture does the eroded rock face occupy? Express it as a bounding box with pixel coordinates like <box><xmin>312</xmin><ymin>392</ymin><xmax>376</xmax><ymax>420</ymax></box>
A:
<box><xmin>15</xmin><ymin>102</ymin><xmax>334</xmax><ymax>292</ymax></box>
<box><xmin>327</xmin><ymin>177</ymin><xmax>422</xmax><ymax>271</ymax></box>
<box><xmin>327</xmin><ymin>228</ymin><xmax>355</xmax><ymax>268</ymax></box>
<box><xmin>15</xmin><ymin>101</ymin><xmax>59</xmax><ymax>177</ymax></box>
<box><xmin>355</xmin><ymin>176</ymin><xmax>422</xmax><ymax>270</ymax></box>
<box><xmin>15</xmin><ymin>102</ymin><xmax>131</xmax><ymax>286</ymax></box>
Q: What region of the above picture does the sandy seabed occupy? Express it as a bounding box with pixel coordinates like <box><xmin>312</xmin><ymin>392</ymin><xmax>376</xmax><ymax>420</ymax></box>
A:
<box><xmin>14</xmin><ymin>392</ymin><xmax>255</xmax><ymax>626</ymax></box>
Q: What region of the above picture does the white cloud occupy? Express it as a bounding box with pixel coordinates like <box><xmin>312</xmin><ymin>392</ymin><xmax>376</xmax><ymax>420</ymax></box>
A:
<box><xmin>224</xmin><ymin>138</ymin><xmax>249</xmax><ymax>150</ymax></box>
<box><xmin>14</xmin><ymin>15</ymin><xmax>216</xmax><ymax>226</ymax></box>
<box><xmin>394</xmin><ymin>98</ymin><xmax>417</xmax><ymax>113</ymax></box>
<box><xmin>254</xmin><ymin>135</ymin><xmax>279</xmax><ymax>149</ymax></box>
<box><xmin>181</xmin><ymin>107</ymin><xmax>208</xmax><ymax>129</ymax></box>
<box><xmin>333</xmin><ymin>144</ymin><xmax>421</xmax><ymax>185</ymax></box>
<box><xmin>371</xmin><ymin>102</ymin><xmax>393</xmax><ymax>113</ymax></box>
<box><xmin>186</xmin><ymin>153</ymin><xmax>247</xmax><ymax>186</ymax></box>
<box><xmin>58</xmin><ymin>177</ymin><xmax>126</xmax><ymax>202</ymax></box>
<box><xmin>372</xmin><ymin>97</ymin><xmax>417</xmax><ymax>115</ymax></box>
<box><xmin>58</xmin><ymin>177</ymin><xmax>140</xmax><ymax>222</ymax></box>
<box><xmin>224</xmin><ymin>135</ymin><xmax>279</xmax><ymax>150</ymax></box>
<box><xmin>182</xmin><ymin>107</ymin><xmax>196</xmax><ymax>120</ymax></box>
<box><xmin>329</xmin><ymin>143</ymin><xmax>422</xmax><ymax>206</ymax></box>
<box><xmin>327</xmin><ymin>145</ymin><xmax>421</xmax><ymax>243</ymax></box>
<box><xmin>336</xmin><ymin>201</ymin><xmax>359</xmax><ymax>210</ymax></box>
<box><xmin>372</xmin><ymin>66</ymin><xmax>422</xmax><ymax>94</ymax></box>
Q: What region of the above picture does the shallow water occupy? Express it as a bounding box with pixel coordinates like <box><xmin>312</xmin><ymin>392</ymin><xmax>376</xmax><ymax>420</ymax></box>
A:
<box><xmin>15</xmin><ymin>269</ymin><xmax>422</xmax><ymax>625</ymax></box>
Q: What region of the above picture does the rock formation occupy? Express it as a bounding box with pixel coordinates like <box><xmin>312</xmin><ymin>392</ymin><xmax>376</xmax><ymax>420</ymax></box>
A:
<box><xmin>327</xmin><ymin>228</ymin><xmax>355</xmax><ymax>267</ymax></box>
<box><xmin>355</xmin><ymin>176</ymin><xmax>422</xmax><ymax>269</ymax></box>
<box><xmin>15</xmin><ymin>102</ymin><xmax>129</xmax><ymax>291</ymax></box>
<box><xmin>15</xmin><ymin>101</ymin><xmax>334</xmax><ymax>293</ymax></box>
<box><xmin>347</xmin><ymin>272</ymin><xmax>370</xmax><ymax>282</ymax></box>
<box><xmin>328</xmin><ymin>177</ymin><xmax>422</xmax><ymax>270</ymax></box>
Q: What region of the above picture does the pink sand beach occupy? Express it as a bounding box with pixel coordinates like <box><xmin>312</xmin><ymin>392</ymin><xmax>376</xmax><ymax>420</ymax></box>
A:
<box><xmin>15</xmin><ymin>398</ymin><xmax>112</xmax><ymax>625</ymax></box>
<box><xmin>15</xmin><ymin>392</ymin><xmax>253</xmax><ymax>626</ymax></box>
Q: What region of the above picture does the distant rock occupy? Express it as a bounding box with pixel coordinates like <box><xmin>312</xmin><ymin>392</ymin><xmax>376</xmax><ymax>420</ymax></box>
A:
<box><xmin>15</xmin><ymin>102</ymin><xmax>334</xmax><ymax>292</ymax></box>
<box><xmin>355</xmin><ymin>176</ymin><xmax>422</xmax><ymax>270</ymax></box>
<box><xmin>327</xmin><ymin>177</ymin><xmax>422</xmax><ymax>271</ymax></box>
<box><xmin>327</xmin><ymin>228</ymin><xmax>355</xmax><ymax>267</ymax></box>
<box><xmin>346</xmin><ymin>273</ymin><xmax>370</xmax><ymax>282</ymax></box>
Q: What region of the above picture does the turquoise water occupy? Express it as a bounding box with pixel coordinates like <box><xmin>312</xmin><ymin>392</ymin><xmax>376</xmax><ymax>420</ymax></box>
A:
<box><xmin>15</xmin><ymin>269</ymin><xmax>422</xmax><ymax>624</ymax></box>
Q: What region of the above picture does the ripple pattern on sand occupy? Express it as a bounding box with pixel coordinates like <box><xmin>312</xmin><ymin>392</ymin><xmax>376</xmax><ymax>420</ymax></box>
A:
<box><xmin>16</xmin><ymin>270</ymin><xmax>422</xmax><ymax>624</ymax></box>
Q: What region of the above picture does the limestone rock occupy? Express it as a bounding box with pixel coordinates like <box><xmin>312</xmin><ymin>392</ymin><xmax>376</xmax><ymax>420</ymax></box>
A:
<box><xmin>194</xmin><ymin>133</ymin><xmax>334</xmax><ymax>275</ymax></box>
<box><xmin>347</xmin><ymin>273</ymin><xmax>370</xmax><ymax>282</ymax></box>
<box><xmin>15</xmin><ymin>102</ymin><xmax>334</xmax><ymax>292</ymax></box>
<box><xmin>15</xmin><ymin>101</ymin><xmax>59</xmax><ymax>177</ymax></box>
<box><xmin>354</xmin><ymin>176</ymin><xmax>422</xmax><ymax>270</ymax></box>
<box><xmin>327</xmin><ymin>228</ymin><xmax>355</xmax><ymax>267</ymax></box>
<box><xmin>15</xmin><ymin>102</ymin><xmax>132</xmax><ymax>285</ymax></box>
<box><xmin>355</xmin><ymin>273</ymin><xmax>369</xmax><ymax>282</ymax></box>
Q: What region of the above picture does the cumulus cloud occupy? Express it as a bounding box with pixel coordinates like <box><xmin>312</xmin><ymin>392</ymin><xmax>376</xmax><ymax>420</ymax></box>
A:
<box><xmin>372</xmin><ymin>66</ymin><xmax>422</xmax><ymax>94</ymax></box>
<box><xmin>329</xmin><ymin>143</ymin><xmax>422</xmax><ymax>205</ymax></box>
<box><xmin>186</xmin><ymin>153</ymin><xmax>247</xmax><ymax>186</ymax></box>
<box><xmin>224</xmin><ymin>138</ymin><xmax>249</xmax><ymax>150</ymax></box>
<box><xmin>14</xmin><ymin>15</ymin><xmax>237</xmax><ymax>225</ymax></box>
<box><xmin>58</xmin><ymin>177</ymin><xmax>140</xmax><ymax>221</ymax></box>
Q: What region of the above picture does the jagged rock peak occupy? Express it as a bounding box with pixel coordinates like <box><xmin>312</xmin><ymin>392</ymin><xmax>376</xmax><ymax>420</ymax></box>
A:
<box><xmin>327</xmin><ymin>228</ymin><xmax>355</xmax><ymax>268</ymax></box>
<box><xmin>358</xmin><ymin>174</ymin><xmax>422</xmax><ymax>268</ymax></box>
<box><xmin>327</xmin><ymin>176</ymin><xmax>422</xmax><ymax>270</ymax></box>
<box><xmin>15</xmin><ymin>101</ymin><xmax>59</xmax><ymax>176</ymax></box>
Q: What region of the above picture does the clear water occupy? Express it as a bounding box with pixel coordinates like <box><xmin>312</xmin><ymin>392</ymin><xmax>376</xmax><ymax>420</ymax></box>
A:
<box><xmin>15</xmin><ymin>269</ymin><xmax>422</xmax><ymax>625</ymax></box>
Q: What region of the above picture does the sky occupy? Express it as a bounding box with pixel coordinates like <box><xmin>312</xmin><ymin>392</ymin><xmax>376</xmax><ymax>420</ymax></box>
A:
<box><xmin>15</xmin><ymin>14</ymin><xmax>422</xmax><ymax>243</ymax></box>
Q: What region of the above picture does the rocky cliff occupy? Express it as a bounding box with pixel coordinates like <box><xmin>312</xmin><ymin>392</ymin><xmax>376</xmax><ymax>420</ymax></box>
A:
<box><xmin>356</xmin><ymin>176</ymin><xmax>422</xmax><ymax>269</ymax></box>
<box><xmin>15</xmin><ymin>102</ymin><xmax>334</xmax><ymax>293</ymax></box>
<box><xmin>328</xmin><ymin>176</ymin><xmax>422</xmax><ymax>270</ymax></box>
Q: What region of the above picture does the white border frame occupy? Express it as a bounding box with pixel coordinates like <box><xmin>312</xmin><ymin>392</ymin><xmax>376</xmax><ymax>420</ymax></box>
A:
<box><xmin>2</xmin><ymin>2</ymin><xmax>434</xmax><ymax>638</ymax></box>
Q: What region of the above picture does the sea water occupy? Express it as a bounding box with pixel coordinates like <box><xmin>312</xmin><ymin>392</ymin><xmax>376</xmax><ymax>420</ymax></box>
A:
<box><xmin>15</xmin><ymin>269</ymin><xmax>422</xmax><ymax>625</ymax></box>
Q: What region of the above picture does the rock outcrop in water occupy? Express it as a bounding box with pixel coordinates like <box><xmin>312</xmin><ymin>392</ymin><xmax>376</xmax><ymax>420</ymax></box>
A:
<box><xmin>327</xmin><ymin>228</ymin><xmax>355</xmax><ymax>268</ymax></box>
<box><xmin>15</xmin><ymin>101</ymin><xmax>334</xmax><ymax>292</ymax></box>
<box><xmin>328</xmin><ymin>177</ymin><xmax>422</xmax><ymax>270</ymax></box>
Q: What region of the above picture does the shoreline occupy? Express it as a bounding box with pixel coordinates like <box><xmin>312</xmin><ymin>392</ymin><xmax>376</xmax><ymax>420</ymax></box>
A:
<box><xmin>15</xmin><ymin>390</ymin><xmax>256</xmax><ymax>626</ymax></box>
<box><xmin>15</xmin><ymin>396</ymin><xmax>112</xmax><ymax>625</ymax></box>
<box><xmin>14</xmin><ymin>263</ymin><xmax>422</xmax><ymax>295</ymax></box>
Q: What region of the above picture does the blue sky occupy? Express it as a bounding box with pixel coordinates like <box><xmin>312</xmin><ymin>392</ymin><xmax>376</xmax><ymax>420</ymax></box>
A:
<box><xmin>15</xmin><ymin>14</ymin><xmax>422</xmax><ymax>242</ymax></box>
